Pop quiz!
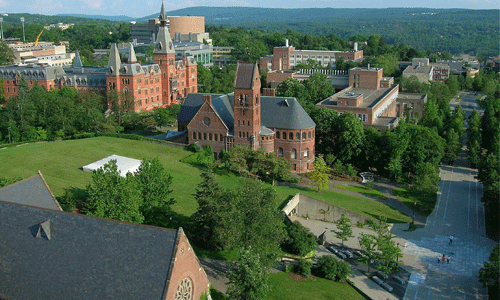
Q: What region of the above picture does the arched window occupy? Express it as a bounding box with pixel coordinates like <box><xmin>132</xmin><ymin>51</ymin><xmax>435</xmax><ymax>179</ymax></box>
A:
<box><xmin>308</xmin><ymin>132</ymin><xmax>311</xmax><ymax>139</ymax></box>
<box><xmin>304</xmin><ymin>148</ymin><xmax>309</xmax><ymax>157</ymax></box>
<box><xmin>278</xmin><ymin>147</ymin><xmax>284</xmax><ymax>157</ymax></box>
<box><xmin>198</xmin><ymin>132</ymin><xmax>201</xmax><ymax>140</ymax></box>
<box><xmin>193</xmin><ymin>132</ymin><xmax>196</xmax><ymax>139</ymax></box>
<box><xmin>220</xmin><ymin>134</ymin><xmax>223</xmax><ymax>141</ymax></box>
<box><xmin>244</xmin><ymin>95</ymin><xmax>249</xmax><ymax>106</ymax></box>
<box><xmin>289</xmin><ymin>132</ymin><xmax>293</xmax><ymax>140</ymax></box>
<box><xmin>291</xmin><ymin>148</ymin><xmax>297</xmax><ymax>159</ymax></box>
<box><xmin>302</xmin><ymin>132</ymin><xmax>306</xmax><ymax>140</ymax></box>
<box><xmin>209</xmin><ymin>133</ymin><xmax>212</xmax><ymax>140</ymax></box>
<box><xmin>296</xmin><ymin>133</ymin><xmax>300</xmax><ymax>140</ymax></box>
<box><xmin>276</xmin><ymin>132</ymin><xmax>280</xmax><ymax>139</ymax></box>
<box><xmin>283</xmin><ymin>132</ymin><xmax>287</xmax><ymax>140</ymax></box>
<box><xmin>215</xmin><ymin>134</ymin><xmax>218</xmax><ymax>141</ymax></box>
<box><xmin>203</xmin><ymin>133</ymin><xmax>207</xmax><ymax>140</ymax></box>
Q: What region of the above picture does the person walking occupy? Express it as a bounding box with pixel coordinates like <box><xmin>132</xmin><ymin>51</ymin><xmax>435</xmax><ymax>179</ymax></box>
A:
<box><xmin>438</xmin><ymin>257</ymin><xmax>440</xmax><ymax>264</ymax></box>
<box><xmin>449</xmin><ymin>236</ymin><xmax>454</xmax><ymax>244</ymax></box>
<box><xmin>442</xmin><ymin>254</ymin><xmax>446</xmax><ymax>262</ymax></box>
<box><xmin>447</xmin><ymin>256</ymin><xmax>450</xmax><ymax>264</ymax></box>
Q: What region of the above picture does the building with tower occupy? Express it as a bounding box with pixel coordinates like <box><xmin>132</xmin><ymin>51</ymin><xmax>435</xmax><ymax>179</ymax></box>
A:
<box><xmin>176</xmin><ymin>62</ymin><xmax>316</xmax><ymax>173</ymax></box>
<box><xmin>0</xmin><ymin>2</ymin><xmax>197</xmax><ymax>112</ymax></box>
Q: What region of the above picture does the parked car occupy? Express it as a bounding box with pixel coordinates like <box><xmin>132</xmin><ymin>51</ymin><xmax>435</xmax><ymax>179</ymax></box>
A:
<box><xmin>343</xmin><ymin>250</ymin><xmax>354</xmax><ymax>259</ymax></box>
<box><xmin>327</xmin><ymin>245</ymin><xmax>338</xmax><ymax>254</ymax></box>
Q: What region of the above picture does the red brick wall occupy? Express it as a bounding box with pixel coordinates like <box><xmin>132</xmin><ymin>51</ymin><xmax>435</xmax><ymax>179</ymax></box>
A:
<box><xmin>349</xmin><ymin>68</ymin><xmax>382</xmax><ymax>89</ymax></box>
<box><xmin>274</xmin><ymin>127</ymin><xmax>315</xmax><ymax>173</ymax></box>
<box><xmin>336</xmin><ymin>50</ymin><xmax>363</xmax><ymax>61</ymax></box>
<box><xmin>187</xmin><ymin>101</ymin><xmax>229</xmax><ymax>154</ymax></box>
<box><xmin>272</xmin><ymin>47</ymin><xmax>294</xmax><ymax>71</ymax></box>
<box><xmin>165</xmin><ymin>228</ymin><xmax>211</xmax><ymax>300</ymax></box>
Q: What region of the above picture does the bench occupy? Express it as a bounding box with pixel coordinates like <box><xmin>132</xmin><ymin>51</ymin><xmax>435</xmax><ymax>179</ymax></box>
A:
<box><xmin>371</xmin><ymin>276</ymin><xmax>384</xmax><ymax>285</ymax></box>
<box><xmin>381</xmin><ymin>282</ymin><xmax>393</xmax><ymax>292</ymax></box>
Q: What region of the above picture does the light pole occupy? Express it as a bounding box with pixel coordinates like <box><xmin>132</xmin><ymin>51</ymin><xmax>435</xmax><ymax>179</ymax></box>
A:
<box><xmin>0</xmin><ymin>17</ymin><xmax>3</xmax><ymax>40</ymax></box>
<box><xmin>20</xmin><ymin>17</ymin><xmax>25</xmax><ymax>42</ymax></box>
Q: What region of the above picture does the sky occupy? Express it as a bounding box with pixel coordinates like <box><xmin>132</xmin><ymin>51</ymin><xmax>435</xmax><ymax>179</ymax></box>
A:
<box><xmin>0</xmin><ymin>0</ymin><xmax>498</xmax><ymax>18</ymax></box>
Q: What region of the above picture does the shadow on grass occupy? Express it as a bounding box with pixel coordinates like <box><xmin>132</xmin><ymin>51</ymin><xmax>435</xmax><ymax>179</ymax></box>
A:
<box><xmin>210</xmin><ymin>288</ymin><xmax>228</xmax><ymax>300</ymax></box>
<box><xmin>393</xmin><ymin>188</ymin><xmax>436</xmax><ymax>217</ymax></box>
<box><xmin>365</xmin><ymin>212</ymin><xmax>409</xmax><ymax>224</ymax></box>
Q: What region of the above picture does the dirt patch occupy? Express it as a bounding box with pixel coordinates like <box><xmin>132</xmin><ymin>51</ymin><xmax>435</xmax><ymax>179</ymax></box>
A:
<box><xmin>287</xmin><ymin>272</ymin><xmax>317</xmax><ymax>281</ymax></box>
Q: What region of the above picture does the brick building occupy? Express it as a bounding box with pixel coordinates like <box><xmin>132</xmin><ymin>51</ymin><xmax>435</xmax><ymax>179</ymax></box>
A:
<box><xmin>0</xmin><ymin>2</ymin><xmax>198</xmax><ymax>112</ymax></box>
<box><xmin>317</xmin><ymin>67</ymin><xmax>400</xmax><ymax>131</ymax></box>
<box><xmin>402</xmin><ymin>58</ymin><xmax>450</xmax><ymax>83</ymax></box>
<box><xmin>0</xmin><ymin>174</ymin><xmax>212</xmax><ymax>300</ymax></box>
<box><xmin>260</xmin><ymin>40</ymin><xmax>363</xmax><ymax>72</ymax></box>
<box><xmin>177</xmin><ymin>62</ymin><xmax>316</xmax><ymax>173</ymax></box>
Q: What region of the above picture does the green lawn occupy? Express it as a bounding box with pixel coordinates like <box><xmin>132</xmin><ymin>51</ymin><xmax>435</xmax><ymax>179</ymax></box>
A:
<box><xmin>0</xmin><ymin>137</ymin><xmax>410</xmax><ymax>223</ymax></box>
<box><xmin>265</xmin><ymin>272</ymin><xmax>366</xmax><ymax>300</ymax></box>
<box><xmin>334</xmin><ymin>185</ymin><xmax>386</xmax><ymax>199</ymax></box>
<box><xmin>393</xmin><ymin>187</ymin><xmax>437</xmax><ymax>217</ymax></box>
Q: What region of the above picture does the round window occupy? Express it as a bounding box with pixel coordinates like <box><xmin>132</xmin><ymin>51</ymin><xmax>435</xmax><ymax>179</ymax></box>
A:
<box><xmin>175</xmin><ymin>278</ymin><xmax>193</xmax><ymax>300</ymax></box>
<box><xmin>203</xmin><ymin>117</ymin><xmax>211</xmax><ymax>126</ymax></box>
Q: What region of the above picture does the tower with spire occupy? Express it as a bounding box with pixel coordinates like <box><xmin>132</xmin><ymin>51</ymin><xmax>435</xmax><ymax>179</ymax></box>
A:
<box><xmin>153</xmin><ymin>1</ymin><xmax>176</xmax><ymax>105</ymax></box>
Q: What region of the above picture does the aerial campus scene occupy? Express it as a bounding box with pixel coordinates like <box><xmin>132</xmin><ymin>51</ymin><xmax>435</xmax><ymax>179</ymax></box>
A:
<box><xmin>0</xmin><ymin>0</ymin><xmax>498</xmax><ymax>299</ymax></box>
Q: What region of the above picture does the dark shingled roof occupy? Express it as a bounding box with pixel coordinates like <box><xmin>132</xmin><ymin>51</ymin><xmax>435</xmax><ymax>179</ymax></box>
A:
<box><xmin>178</xmin><ymin>93</ymin><xmax>223</xmax><ymax>123</ymax></box>
<box><xmin>0</xmin><ymin>201</ymin><xmax>178</xmax><ymax>300</ymax></box>
<box><xmin>234</xmin><ymin>63</ymin><xmax>256</xmax><ymax>89</ymax></box>
<box><xmin>180</xmin><ymin>94</ymin><xmax>315</xmax><ymax>131</ymax></box>
<box><xmin>260</xmin><ymin>96</ymin><xmax>316</xmax><ymax>130</ymax></box>
<box><xmin>0</xmin><ymin>173</ymin><xmax>62</xmax><ymax>211</ymax></box>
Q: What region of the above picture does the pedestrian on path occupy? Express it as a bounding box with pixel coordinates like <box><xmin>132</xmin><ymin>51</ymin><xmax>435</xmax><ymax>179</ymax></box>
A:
<box><xmin>447</xmin><ymin>257</ymin><xmax>450</xmax><ymax>264</ymax></box>
<box><xmin>449</xmin><ymin>236</ymin><xmax>454</xmax><ymax>244</ymax></box>
<box><xmin>442</xmin><ymin>254</ymin><xmax>446</xmax><ymax>262</ymax></box>
<box><xmin>438</xmin><ymin>257</ymin><xmax>441</xmax><ymax>264</ymax></box>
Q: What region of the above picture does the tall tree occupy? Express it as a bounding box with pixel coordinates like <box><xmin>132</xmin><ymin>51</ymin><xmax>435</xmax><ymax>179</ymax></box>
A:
<box><xmin>479</xmin><ymin>243</ymin><xmax>500</xmax><ymax>300</ymax></box>
<box><xmin>135</xmin><ymin>157</ymin><xmax>175</xmax><ymax>227</ymax></box>
<box><xmin>84</xmin><ymin>160</ymin><xmax>144</xmax><ymax>223</ymax></box>
<box><xmin>333</xmin><ymin>214</ymin><xmax>353</xmax><ymax>248</ymax></box>
<box><xmin>309</xmin><ymin>155</ymin><xmax>330</xmax><ymax>192</ymax></box>
<box><xmin>227</xmin><ymin>249</ymin><xmax>269</xmax><ymax>300</ymax></box>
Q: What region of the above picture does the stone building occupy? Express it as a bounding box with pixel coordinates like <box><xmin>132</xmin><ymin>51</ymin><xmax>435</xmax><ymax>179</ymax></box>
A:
<box><xmin>0</xmin><ymin>174</ymin><xmax>212</xmax><ymax>300</ymax></box>
<box><xmin>177</xmin><ymin>62</ymin><xmax>316</xmax><ymax>173</ymax></box>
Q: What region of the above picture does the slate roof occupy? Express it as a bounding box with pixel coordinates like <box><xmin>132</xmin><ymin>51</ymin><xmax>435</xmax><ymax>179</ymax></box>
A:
<box><xmin>0</xmin><ymin>173</ymin><xmax>61</xmax><ymax>211</ymax></box>
<box><xmin>234</xmin><ymin>63</ymin><xmax>256</xmax><ymax>89</ymax></box>
<box><xmin>179</xmin><ymin>93</ymin><xmax>315</xmax><ymax>131</ymax></box>
<box><xmin>0</xmin><ymin>201</ymin><xmax>178</xmax><ymax>300</ymax></box>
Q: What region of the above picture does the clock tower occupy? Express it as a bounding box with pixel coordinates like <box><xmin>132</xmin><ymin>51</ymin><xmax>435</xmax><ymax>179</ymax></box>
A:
<box><xmin>153</xmin><ymin>2</ymin><xmax>176</xmax><ymax>105</ymax></box>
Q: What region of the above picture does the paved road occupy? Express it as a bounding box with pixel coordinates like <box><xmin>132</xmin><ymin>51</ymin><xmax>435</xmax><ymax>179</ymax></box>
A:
<box><xmin>391</xmin><ymin>92</ymin><xmax>496</xmax><ymax>300</ymax></box>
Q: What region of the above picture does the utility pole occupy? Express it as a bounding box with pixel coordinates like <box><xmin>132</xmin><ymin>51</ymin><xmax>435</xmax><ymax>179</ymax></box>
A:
<box><xmin>20</xmin><ymin>17</ymin><xmax>25</xmax><ymax>42</ymax></box>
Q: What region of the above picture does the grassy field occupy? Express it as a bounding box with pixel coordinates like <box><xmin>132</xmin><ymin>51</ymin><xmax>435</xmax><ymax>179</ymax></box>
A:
<box><xmin>265</xmin><ymin>272</ymin><xmax>366</xmax><ymax>300</ymax></box>
<box><xmin>334</xmin><ymin>185</ymin><xmax>386</xmax><ymax>199</ymax></box>
<box><xmin>393</xmin><ymin>188</ymin><xmax>437</xmax><ymax>217</ymax></box>
<box><xmin>0</xmin><ymin>137</ymin><xmax>410</xmax><ymax>223</ymax></box>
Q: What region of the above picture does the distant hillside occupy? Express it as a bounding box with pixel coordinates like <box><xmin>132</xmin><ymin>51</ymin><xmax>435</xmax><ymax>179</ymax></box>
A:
<box><xmin>56</xmin><ymin>14</ymin><xmax>134</xmax><ymax>22</ymax></box>
<box><xmin>0</xmin><ymin>13</ymin><xmax>114</xmax><ymax>25</ymax></box>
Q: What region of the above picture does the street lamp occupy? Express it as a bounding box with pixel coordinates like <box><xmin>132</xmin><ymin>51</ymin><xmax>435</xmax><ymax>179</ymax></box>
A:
<box><xmin>20</xmin><ymin>17</ymin><xmax>25</xmax><ymax>42</ymax></box>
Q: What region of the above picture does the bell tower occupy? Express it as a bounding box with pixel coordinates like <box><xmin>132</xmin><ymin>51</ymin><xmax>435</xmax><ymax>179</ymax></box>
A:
<box><xmin>153</xmin><ymin>1</ymin><xmax>176</xmax><ymax>105</ymax></box>
<box><xmin>233</xmin><ymin>63</ymin><xmax>261</xmax><ymax>150</ymax></box>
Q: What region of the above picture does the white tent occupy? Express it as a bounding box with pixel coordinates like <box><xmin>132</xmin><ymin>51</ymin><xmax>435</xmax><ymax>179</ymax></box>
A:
<box><xmin>82</xmin><ymin>155</ymin><xmax>142</xmax><ymax>177</ymax></box>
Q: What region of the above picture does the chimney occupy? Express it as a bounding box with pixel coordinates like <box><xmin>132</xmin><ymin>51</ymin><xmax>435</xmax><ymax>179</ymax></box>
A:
<box><xmin>354</xmin><ymin>42</ymin><xmax>358</xmax><ymax>51</ymax></box>
<box><xmin>203</xmin><ymin>95</ymin><xmax>211</xmax><ymax>105</ymax></box>
<box><xmin>285</xmin><ymin>39</ymin><xmax>289</xmax><ymax>47</ymax></box>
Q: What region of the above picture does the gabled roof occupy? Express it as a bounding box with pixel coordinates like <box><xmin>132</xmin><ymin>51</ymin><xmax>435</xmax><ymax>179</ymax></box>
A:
<box><xmin>234</xmin><ymin>63</ymin><xmax>257</xmax><ymax>89</ymax></box>
<box><xmin>179</xmin><ymin>93</ymin><xmax>315</xmax><ymax>131</ymax></box>
<box><xmin>0</xmin><ymin>201</ymin><xmax>178</xmax><ymax>300</ymax></box>
<box><xmin>128</xmin><ymin>43</ymin><xmax>137</xmax><ymax>63</ymax></box>
<box><xmin>107</xmin><ymin>43</ymin><xmax>121</xmax><ymax>75</ymax></box>
<box><xmin>0</xmin><ymin>172</ymin><xmax>62</xmax><ymax>211</ymax></box>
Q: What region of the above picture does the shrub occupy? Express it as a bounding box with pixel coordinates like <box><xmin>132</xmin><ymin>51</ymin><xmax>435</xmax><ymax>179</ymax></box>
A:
<box><xmin>316</xmin><ymin>255</ymin><xmax>352</xmax><ymax>282</ymax></box>
<box><xmin>285</xmin><ymin>221</ymin><xmax>318</xmax><ymax>257</ymax></box>
<box><xmin>187</xmin><ymin>142</ymin><xmax>201</xmax><ymax>153</ymax></box>
<box><xmin>285</xmin><ymin>264</ymin><xmax>295</xmax><ymax>273</ymax></box>
<box><xmin>345</xmin><ymin>164</ymin><xmax>357</xmax><ymax>177</ymax></box>
<box><xmin>295</xmin><ymin>259</ymin><xmax>312</xmax><ymax>277</ymax></box>
<box><xmin>333</xmin><ymin>160</ymin><xmax>344</xmax><ymax>176</ymax></box>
